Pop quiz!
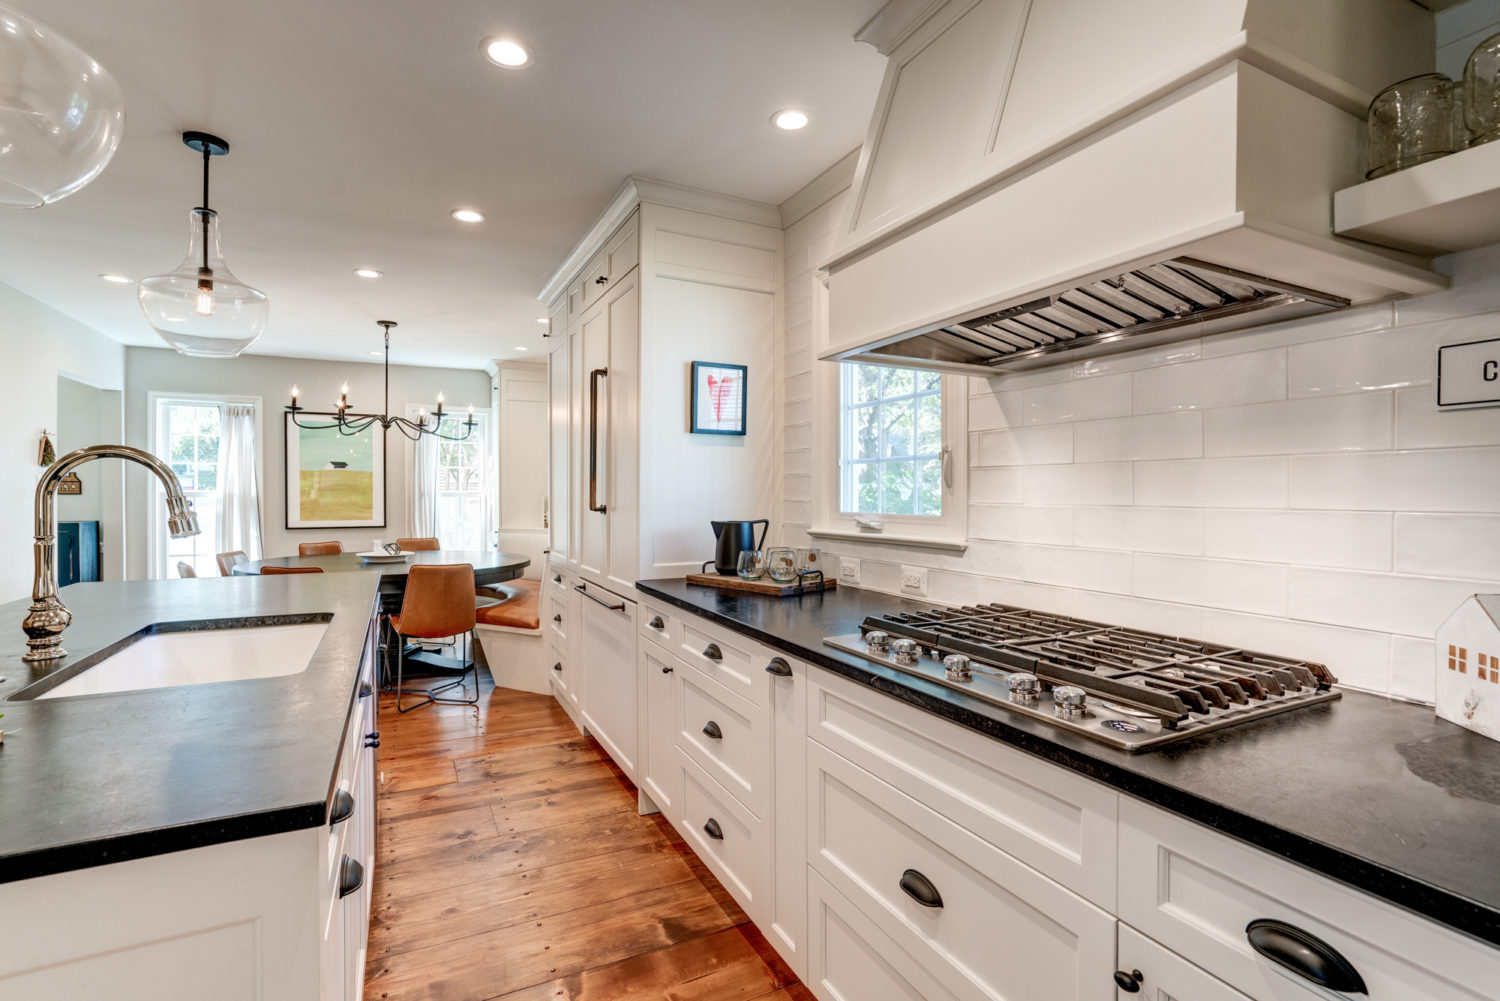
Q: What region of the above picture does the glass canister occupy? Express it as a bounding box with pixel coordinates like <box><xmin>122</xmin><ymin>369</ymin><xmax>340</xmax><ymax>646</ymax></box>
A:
<box><xmin>766</xmin><ymin>547</ymin><xmax>798</xmax><ymax>583</ymax></box>
<box><xmin>1367</xmin><ymin>73</ymin><xmax>1457</xmax><ymax>179</ymax></box>
<box><xmin>1465</xmin><ymin>30</ymin><xmax>1500</xmax><ymax>147</ymax></box>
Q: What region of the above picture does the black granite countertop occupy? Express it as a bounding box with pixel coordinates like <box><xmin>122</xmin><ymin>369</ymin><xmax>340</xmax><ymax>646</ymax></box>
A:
<box><xmin>637</xmin><ymin>579</ymin><xmax>1500</xmax><ymax>949</ymax></box>
<box><xmin>0</xmin><ymin>573</ymin><xmax>381</xmax><ymax>882</ymax></box>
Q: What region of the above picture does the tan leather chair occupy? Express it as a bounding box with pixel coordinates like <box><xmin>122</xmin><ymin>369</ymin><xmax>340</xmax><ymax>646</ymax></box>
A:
<box><xmin>391</xmin><ymin>563</ymin><xmax>478</xmax><ymax>712</ymax></box>
<box><xmin>474</xmin><ymin>579</ymin><xmax>542</xmax><ymax>631</ymax></box>
<box><xmin>177</xmin><ymin>561</ymin><xmax>197</xmax><ymax>578</ymax></box>
<box><xmin>262</xmin><ymin>565</ymin><xmax>324</xmax><ymax>575</ymax></box>
<box><xmin>216</xmin><ymin>551</ymin><xmax>248</xmax><ymax>576</ymax></box>
<box><xmin>395</xmin><ymin>537</ymin><xmax>440</xmax><ymax>551</ymax></box>
<box><xmin>298</xmin><ymin>541</ymin><xmax>344</xmax><ymax>556</ymax></box>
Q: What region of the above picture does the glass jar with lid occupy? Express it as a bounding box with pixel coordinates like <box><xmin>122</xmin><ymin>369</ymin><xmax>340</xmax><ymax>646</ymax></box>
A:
<box><xmin>1465</xmin><ymin>30</ymin><xmax>1500</xmax><ymax>147</ymax></box>
<box><xmin>1367</xmin><ymin>73</ymin><xmax>1458</xmax><ymax>179</ymax></box>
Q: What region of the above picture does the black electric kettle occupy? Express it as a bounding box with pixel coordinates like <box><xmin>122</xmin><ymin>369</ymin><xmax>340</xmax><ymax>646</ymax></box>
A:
<box><xmin>710</xmin><ymin>519</ymin><xmax>770</xmax><ymax>576</ymax></box>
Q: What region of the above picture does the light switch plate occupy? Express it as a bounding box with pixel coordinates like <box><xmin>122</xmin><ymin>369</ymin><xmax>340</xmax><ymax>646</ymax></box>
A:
<box><xmin>899</xmin><ymin>565</ymin><xmax>928</xmax><ymax>595</ymax></box>
<box><xmin>838</xmin><ymin>557</ymin><xmax>861</xmax><ymax>586</ymax></box>
<box><xmin>1437</xmin><ymin>337</ymin><xmax>1500</xmax><ymax>409</ymax></box>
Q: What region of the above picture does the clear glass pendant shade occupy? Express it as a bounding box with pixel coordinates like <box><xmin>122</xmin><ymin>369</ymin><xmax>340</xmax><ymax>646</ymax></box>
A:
<box><xmin>138</xmin><ymin>208</ymin><xmax>269</xmax><ymax>357</ymax></box>
<box><xmin>0</xmin><ymin>4</ymin><xmax>125</xmax><ymax>208</ymax></box>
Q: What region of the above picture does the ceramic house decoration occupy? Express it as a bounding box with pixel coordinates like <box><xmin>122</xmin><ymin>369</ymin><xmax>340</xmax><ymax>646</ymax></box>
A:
<box><xmin>1435</xmin><ymin>595</ymin><xmax>1500</xmax><ymax>743</ymax></box>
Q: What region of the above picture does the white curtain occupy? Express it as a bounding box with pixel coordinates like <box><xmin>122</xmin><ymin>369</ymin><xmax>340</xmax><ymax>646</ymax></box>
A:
<box><xmin>216</xmin><ymin>405</ymin><xmax>262</xmax><ymax>559</ymax></box>
<box><xmin>407</xmin><ymin>430</ymin><xmax>440</xmax><ymax>542</ymax></box>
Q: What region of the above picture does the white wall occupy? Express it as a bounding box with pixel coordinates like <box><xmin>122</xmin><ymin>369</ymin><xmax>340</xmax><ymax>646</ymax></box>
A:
<box><xmin>0</xmin><ymin>282</ymin><xmax>125</xmax><ymax>601</ymax></box>
<box><xmin>781</xmin><ymin>180</ymin><xmax>1500</xmax><ymax>707</ymax></box>
<box><xmin>56</xmin><ymin>376</ymin><xmax>105</xmax><ymax>524</ymax></box>
<box><xmin>124</xmin><ymin>347</ymin><xmax>491</xmax><ymax>575</ymax></box>
<box><xmin>1437</xmin><ymin>0</ymin><xmax>1500</xmax><ymax>78</ymax></box>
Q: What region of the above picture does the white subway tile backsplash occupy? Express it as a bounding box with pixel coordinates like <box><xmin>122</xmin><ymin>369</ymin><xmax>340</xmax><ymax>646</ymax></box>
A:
<box><xmin>1070</xmin><ymin>590</ymin><xmax>1204</xmax><ymax>637</ymax></box>
<box><xmin>970</xmin><ymin>466</ymin><xmax>1023</xmax><ymax>503</ymax></box>
<box><xmin>1200</xmin><ymin>302</ymin><xmax>1394</xmax><ymax>358</ymax></box>
<box><xmin>1395</xmin><ymin>387</ymin><xmax>1500</xmax><ymax>449</ymax></box>
<box><xmin>1395</xmin><ymin>243</ymin><xmax>1500</xmax><ymax>326</ymax></box>
<box><xmin>1133</xmin><ymin>349</ymin><xmax>1286</xmax><ymax>413</ymax></box>
<box><xmin>1134</xmin><ymin>554</ymin><xmax>1287</xmax><ymax>616</ymax></box>
<box><xmin>969</xmin><ymin>384</ymin><xmax>1023</xmax><ymax>431</ymax></box>
<box><xmin>1135</xmin><ymin>456</ymin><xmax>1288</xmax><ymax>508</ymax></box>
<box><xmin>1289</xmin><ymin>448</ymin><xmax>1500</xmax><ymax>512</ymax></box>
<box><xmin>1203</xmin><ymin>510</ymin><xmax>1392</xmax><ymax>571</ymax></box>
<box><xmin>975</xmin><ymin>425</ymin><xmax>1073</xmax><ymax>466</ymax></box>
<box><xmin>1204</xmin><ymin>393</ymin><xmax>1392</xmax><ymax>457</ymax></box>
<box><xmin>1022</xmin><ymin>544</ymin><xmax>1133</xmax><ymax>593</ymax></box>
<box><xmin>1390</xmin><ymin>636</ymin><xmax>1437</xmax><ymax>705</ymax></box>
<box><xmin>976</xmin><ymin>577</ymin><xmax>1075</xmax><ymax>615</ymax></box>
<box><xmin>1288</xmin><ymin>322</ymin><xmax>1447</xmax><ymax>397</ymax></box>
<box><xmin>1072</xmin><ymin>339</ymin><xmax>1201</xmax><ymax>379</ymax></box>
<box><xmin>1288</xmin><ymin>567</ymin><xmax>1487</xmax><ymax>637</ymax></box>
<box><xmin>1022</xmin><ymin>462</ymin><xmax>1132</xmax><ymax>506</ymax></box>
<box><xmin>1073</xmin><ymin>506</ymin><xmax>1204</xmax><ymax>555</ymax></box>
<box><xmin>1198</xmin><ymin>609</ymin><xmax>1393</xmax><ymax>694</ymax></box>
<box><xmin>1074</xmin><ymin>411</ymin><xmax>1202</xmax><ymax>462</ymax></box>
<box><xmin>1395</xmin><ymin>513</ymin><xmax>1500</xmax><ymax>581</ymax></box>
<box><xmin>1023</xmin><ymin>373</ymin><xmax>1132</xmax><ymax>425</ymax></box>
<box><xmin>971</xmin><ymin>504</ymin><xmax>1072</xmax><ymax>545</ymax></box>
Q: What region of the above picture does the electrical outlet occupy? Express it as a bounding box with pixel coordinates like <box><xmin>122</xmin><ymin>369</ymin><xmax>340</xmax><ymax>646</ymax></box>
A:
<box><xmin>837</xmin><ymin>557</ymin><xmax>861</xmax><ymax>586</ymax></box>
<box><xmin>900</xmin><ymin>565</ymin><xmax>928</xmax><ymax>595</ymax></box>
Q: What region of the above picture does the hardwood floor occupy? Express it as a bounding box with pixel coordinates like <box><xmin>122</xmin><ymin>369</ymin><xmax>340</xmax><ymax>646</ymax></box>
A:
<box><xmin>366</xmin><ymin>676</ymin><xmax>813</xmax><ymax>1001</ymax></box>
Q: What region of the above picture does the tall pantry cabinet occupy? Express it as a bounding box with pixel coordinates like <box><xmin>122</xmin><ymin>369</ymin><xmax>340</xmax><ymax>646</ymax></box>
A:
<box><xmin>542</xmin><ymin>178</ymin><xmax>783</xmax><ymax>786</ymax></box>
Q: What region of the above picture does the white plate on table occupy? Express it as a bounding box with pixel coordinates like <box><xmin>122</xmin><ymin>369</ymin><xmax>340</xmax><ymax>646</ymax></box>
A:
<box><xmin>356</xmin><ymin>551</ymin><xmax>411</xmax><ymax>563</ymax></box>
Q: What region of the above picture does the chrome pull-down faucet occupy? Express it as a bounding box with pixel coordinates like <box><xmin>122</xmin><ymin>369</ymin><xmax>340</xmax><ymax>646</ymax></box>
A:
<box><xmin>22</xmin><ymin>445</ymin><xmax>200</xmax><ymax>662</ymax></box>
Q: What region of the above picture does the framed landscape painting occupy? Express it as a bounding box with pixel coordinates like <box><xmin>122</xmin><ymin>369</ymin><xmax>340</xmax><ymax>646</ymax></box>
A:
<box><xmin>690</xmin><ymin>361</ymin><xmax>747</xmax><ymax>435</ymax></box>
<box><xmin>284</xmin><ymin>415</ymin><xmax>386</xmax><ymax>528</ymax></box>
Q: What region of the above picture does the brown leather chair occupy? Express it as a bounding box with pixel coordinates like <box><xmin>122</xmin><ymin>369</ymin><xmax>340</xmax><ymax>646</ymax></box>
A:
<box><xmin>395</xmin><ymin>537</ymin><xmax>440</xmax><ymax>551</ymax></box>
<box><xmin>216</xmin><ymin>551</ymin><xmax>248</xmax><ymax>576</ymax></box>
<box><xmin>177</xmin><ymin>561</ymin><xmax>197</xmax><ymax>578</ymax></box>
<box><xmin>391</xmin><ymin>563</ymin><xmax>478</xmax><ymax>712</ymax></box>
<box><xmin>298</xmin><ymin>541</ymin><xmax>344</xmax><ymax>556</ymax></box>
<box><xmin>262</xmin><ymin>565</ymin><xmax>325</xmax><ymax>575</ymax></box>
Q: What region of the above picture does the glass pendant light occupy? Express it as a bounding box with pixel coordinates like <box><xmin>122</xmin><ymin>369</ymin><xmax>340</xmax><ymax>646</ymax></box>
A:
<box><xmin>138</xmin><ymin>132</ymin><xmax>268</xmax><ymax>357</ymax></box>
<box><xmin>0</xmin><ymin>3</ymin><xmax>125</xmax><ymax>208</ymax></box>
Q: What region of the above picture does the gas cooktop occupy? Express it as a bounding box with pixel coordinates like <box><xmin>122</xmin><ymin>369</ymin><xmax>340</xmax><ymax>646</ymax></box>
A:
<box><xmin>824</xmin><ymin>603</ymin><xmax>1339</xmax><ymax>751</ymax></box>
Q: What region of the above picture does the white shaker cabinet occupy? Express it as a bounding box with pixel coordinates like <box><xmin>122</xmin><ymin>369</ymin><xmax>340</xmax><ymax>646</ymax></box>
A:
<box><xmin>576</xmin><ymin>579</ymin><xmax>640</xmax><ymax>782</ymax></box>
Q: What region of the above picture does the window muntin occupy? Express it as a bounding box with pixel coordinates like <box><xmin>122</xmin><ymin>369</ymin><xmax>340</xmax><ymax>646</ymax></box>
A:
<box><xmin>839</xmin><ymin>363</ymin><xmax>943</xmax><ymax>517</ymax></box>
<box><xmin>155</xmin><ymin>401</ymin><xmax>223</xmax><ymax>577</ymax></box>
<box><xmin>434</xmin><ymin>414</ymin><xmax>489</xmax><ymax>550</ymax></box>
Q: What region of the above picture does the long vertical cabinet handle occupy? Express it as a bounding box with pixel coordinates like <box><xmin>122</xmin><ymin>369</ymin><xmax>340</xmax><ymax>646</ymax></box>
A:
<box><xmin>588</xmin><ymin>367</ymin><xmax>608</xmax><ymax>514</ymax></box>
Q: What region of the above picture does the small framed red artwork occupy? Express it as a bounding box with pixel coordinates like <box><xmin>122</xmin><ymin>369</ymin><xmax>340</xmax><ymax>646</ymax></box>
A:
<box><xmin>690</xmin><ymin>361</ymin><xmax>747</xmax><ymax>436</ymax></box>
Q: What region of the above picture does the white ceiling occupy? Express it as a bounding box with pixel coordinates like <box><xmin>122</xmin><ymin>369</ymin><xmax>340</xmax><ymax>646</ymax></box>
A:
<box><xmin>1</xmin><ymin>0</ymin><xmax>887</xmax><ymax>369</ymax></box>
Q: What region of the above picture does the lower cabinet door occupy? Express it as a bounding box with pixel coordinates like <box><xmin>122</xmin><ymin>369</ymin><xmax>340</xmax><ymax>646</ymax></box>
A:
<box><xmin>1116</xmin><ymin>925</ymin><xmax>1253</xmax><ymax>1001</ymax></box>
<box><xmin>640</xmin><ymin>641</ymin><xmax>681</xmax><ymax>821</ymax></box>
<box><xmin>807</xmin><ymin>740</ymin><xmax>1117</xmax><ymax>1001</ymax></box>
<box><xmin>807</xmin><ymin>867</ymin><xmax>962</xmax><ymax>1001</ymax></box>
<box><xmin>577</xmin><ymin>583</ymin><xmax>639</xmax><ymax>779</ymax></box>
<box><xmin>679</xmin><ymin>753</ymin><xmax>767</xmax><ymax>920</ymax></box>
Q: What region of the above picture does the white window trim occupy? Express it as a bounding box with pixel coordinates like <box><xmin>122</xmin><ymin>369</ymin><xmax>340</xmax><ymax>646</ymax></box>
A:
<box><xmin>808</xmin><ymin>276</ymin><xmax>968</xmax><ymax>553</ymax></box>
<box><xmin>145</xmin><ymin>391</ymin><xmax>264</xmax><ymax>579</ymax></box>
<box><xmin>404</xmin><ymin>403</ymin><xmax>495</xmax><ymax>547</ymax></box>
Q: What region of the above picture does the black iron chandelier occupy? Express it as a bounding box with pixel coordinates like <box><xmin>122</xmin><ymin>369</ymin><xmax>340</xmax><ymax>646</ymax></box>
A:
<box><xmin>285</xmin><ymin>320</ymin><xmax>476</xmax><ymax>441</ymax></box>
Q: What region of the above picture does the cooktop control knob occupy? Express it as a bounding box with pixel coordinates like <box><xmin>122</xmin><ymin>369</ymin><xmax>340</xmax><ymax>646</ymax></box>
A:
<box><xmin>1054</xmin><ymin>685</ymin><xmax>1088</xmax><ymax>716</ymax></box>
<box><xmin>890</xmin><ymin>638</ymin><xmax>920</xmax><ymax>666</ymax></box>
<box><xmin>1008</xmin><ymin>673</ymin><xmax>1041</xmax><ymax>701</ymax></box>
<box><xmin>865</xmin><ymin>630</ymin><xmax>891</xmax><ymax>653</ymax></box>
<box><xmin>943</xmin><ymin>654</ymin><xmax>972</xmax><ymax>682</ymax></box>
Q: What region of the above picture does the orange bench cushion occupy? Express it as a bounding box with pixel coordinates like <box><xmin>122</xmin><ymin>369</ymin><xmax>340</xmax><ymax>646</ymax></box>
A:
<box><xmin>474</xmin><ymin>579</ymin><xmax>542</xmax><ymax>631</ymax></box>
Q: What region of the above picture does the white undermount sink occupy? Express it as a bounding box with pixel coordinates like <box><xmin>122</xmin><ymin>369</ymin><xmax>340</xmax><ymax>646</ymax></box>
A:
<box><xmin>33</xmin><ymin>622</ymin><xmax>330</xmax><ymax>700</ymax></box>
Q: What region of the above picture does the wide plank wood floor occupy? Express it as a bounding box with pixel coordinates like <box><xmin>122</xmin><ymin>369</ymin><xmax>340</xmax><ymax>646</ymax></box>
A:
<box><xmin>366</xmin><ymin>675</ymin><xmax>813</xmax><ymax>1001</ymax></box>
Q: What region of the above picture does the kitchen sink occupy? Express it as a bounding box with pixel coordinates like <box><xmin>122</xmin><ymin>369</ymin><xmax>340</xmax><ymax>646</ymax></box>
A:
<box><xmin>8</xmin><ymin>616</ymin><xmax>331</xmax><ymax>700</ymax></box>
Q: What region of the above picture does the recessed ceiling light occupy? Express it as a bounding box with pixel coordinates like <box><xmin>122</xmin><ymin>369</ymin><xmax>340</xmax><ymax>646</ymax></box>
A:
<box><xmin>535</xmin><ymin>317</ymin><xmax>549</xmax><ymax>324</ymax></box>
<box><xmin>451</xmin><ymin>208</ymin><xmax>485</xmax><ymax>223</ymax></box>
<box><xmin>353</xmin><ymin>267</ymin><xmax>383</xmax><ymax>279</ymax></box>
<box><xmin>369</xmin><ymin>350</ymin><xmax>383</xmax><ymax>356</ymax></box>
<box><xmin>99</xmin><ymin>273</ymin><xmax>131</xmax><ymax>283</ymax></box>
<box><xmin>515</xmin><ymin>346</ymin><xmax>528</xmax><ymax>351</ymax></box>
<box><xmin>481</xmin><ymin>37</ymin><xmax>530</xmax><ymax>68</ymax></box>
<box><xmin>772</xmin><ymin>109</ymin><xmax>809</xmax><ymax>131</ymax></box>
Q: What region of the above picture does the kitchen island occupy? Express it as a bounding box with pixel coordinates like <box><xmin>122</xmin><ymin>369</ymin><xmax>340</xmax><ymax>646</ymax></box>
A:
<box><xmin>0</xmin><ymin>573</ymin><xmax>382</xmax><ymax>999</ymax></box>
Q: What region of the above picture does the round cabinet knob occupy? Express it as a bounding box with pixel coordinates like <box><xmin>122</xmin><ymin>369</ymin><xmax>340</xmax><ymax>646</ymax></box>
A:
<box><xmin>890</xmin><ymin>638</ymin><xmax>920</xmax><ymax>666</ymax></box>
<box><xmin>1113</xmin><ymin>969</ymin><xmax>1143</xmax><ymax>993</ymax></box>
<box><xmin>1054</xmin><ymin>685</ymin><xmax>1088</xmax><ymax>716</ymax></box>
<box><xmin>864</xmin><ymin>630</ymin><xmax>890</xmax><ymax>653</ymax></box>
<box><xmin>943</xmin><ymin>654</ymin><xmax>972</xmax><ymax>682</ymax></box>
<box><xmin>1008</xmin><ymin>673</ymin><xmax>1041</xmax><ymax>702</ymax></box>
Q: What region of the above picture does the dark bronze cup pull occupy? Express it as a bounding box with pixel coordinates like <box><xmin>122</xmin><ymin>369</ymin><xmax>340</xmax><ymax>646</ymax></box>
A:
<box><xmin>649</xmin><ymin>615</ymin><xmax>665</xmax><ymax>630</ymax></box>
<box><xmin>1246</xmin><ymin>920</ymin><xmax>1367</xmax><ymax>995</ymax></box>
<box><xmin>553</xmin><ymin>662</ymin><xmax>563</xmax><ymax>672</ymax></box>
<box><xmin>765</xmin><ymin>657</ymin><xmax>792</xmax><ymax>677</ymax></box>
<box><xmin>702</xmin><ymin>720</ymin><xmax>723</xmax><ymax>739</ymax></box>
<box><xmin>704</xmin><ymin>818</ymin><xmax>724</xmax><ymax>840</ymax></box>
<box><xmin>702</xmin><ymin>643</ymin><xmax>722</xmax><ymax>661</ymax></box>
<box><xmin>329</xmin><ymin>789</ymin><xmax>355</xmax><ymax>825</ymax></box>
<box><xmin>899</xmin><ymin>868</ymin><xmax>943</xmax><ymax>908</ymax></box>
<box><xmin>339</xmin><ymin>855</ymin><xmax>365</xmax><ymax>898</ymax></box>
<box><xmin>1113</xmin><ymin>970</ymin><xmax>1143</xmax><ymax>993</ymax></box>
<box><xmin>553</xmin><ymin>614</ymin><xmax>562</xmax><ymax>623</ymax></box>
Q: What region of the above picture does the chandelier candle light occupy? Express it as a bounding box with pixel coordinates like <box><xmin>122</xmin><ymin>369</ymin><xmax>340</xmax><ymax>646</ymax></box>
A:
<box><xmin>286</xmin><ymin>321</ymin><xmax>476</xmax><ymax>441</ymax></box>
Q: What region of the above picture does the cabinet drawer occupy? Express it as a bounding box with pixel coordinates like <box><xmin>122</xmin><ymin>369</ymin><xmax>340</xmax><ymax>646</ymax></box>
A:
<box><xmin>580</xmin><ymin>248</ymin><xmax>609</xmax><ymax>309</ymax></box>
<box><xmin>807</xmin><ymin>867</ymin><xmax>962</xmax><ymax>1001</ymax></box>
<box><xmin>679</xmin><ymin>752</ymin><xmax>766</xmax><ymax>916</ymax></box>
<box><xmin>809</xmin><ymin>669</ymin><xmax>1117</xmax><ymax>908</ymax></box>
<box><xmin>547</xmin><ymin>598</ymin><xmax>567</xmax><ymax>645</ymax></box>
<box><xmin>678</xmin><ymin>619</ymin><xmax>761</xmax><ymax>706</ymax></box>
<box><xmin>1118</xmin><ymin>798</ymin><xmax>1500</xmax><ymax>1001</ymax></box>
<box><xmin>676</xmin><ymin>662</ymin><xmax>768</xmax><ymax>819</ymax></box>
<box><xmin>1118</xmin><ymin>924</ymin><xmax>1252</xmax><ymax>1001</ymax></box>
<box><xmin>809</xmin><ymin>741</ymin><xmax>1117</xmax><ymax>1001</ymax></box>
<box><xmin>639</xmin><ymin>602</ymin><xmax>675</xmax><ymax>646</ymax></box>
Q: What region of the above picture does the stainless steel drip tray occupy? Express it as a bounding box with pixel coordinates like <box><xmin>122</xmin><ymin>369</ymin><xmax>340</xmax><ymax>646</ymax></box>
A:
<box><xmin>823</xmin><ymin>634</ymin><xmax>1340</xmax><ymax>752</ymax></box>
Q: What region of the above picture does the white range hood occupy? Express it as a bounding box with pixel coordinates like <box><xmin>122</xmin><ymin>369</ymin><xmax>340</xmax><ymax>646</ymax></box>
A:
<box><xmin>821</xmin><ymin>0</ymin><xmax>1450</xmax><ymax>376</ymax></box>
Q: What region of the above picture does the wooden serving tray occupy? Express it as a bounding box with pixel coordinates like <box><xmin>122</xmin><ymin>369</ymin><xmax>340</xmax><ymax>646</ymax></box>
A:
<box><xmin>684</xmin><ymin>572</ymin><xmax>837</xmax><ymax>597</ymax></box>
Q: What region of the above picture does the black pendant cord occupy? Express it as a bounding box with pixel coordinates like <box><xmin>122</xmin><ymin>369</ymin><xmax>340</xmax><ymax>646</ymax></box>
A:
<box><xmin>199</xmin><ymin>142</ymin><xmax>211</xmax><ymax>278</ymax></box>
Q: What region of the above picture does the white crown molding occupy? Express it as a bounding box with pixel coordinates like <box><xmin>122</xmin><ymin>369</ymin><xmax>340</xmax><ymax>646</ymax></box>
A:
<box><xmin>779</xmin><ymin>147</ymin><xmax>861</xmax><ymax>229</ymax></box>
<box><xmin>537</xmin><ymin>175</ymin><xmax>781</xmax><ymax>305</ymax></box>
<box><xmin>854</xmin><ymin>0</ymin><xmax>949</xmax><ymax>55</ymax></box>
